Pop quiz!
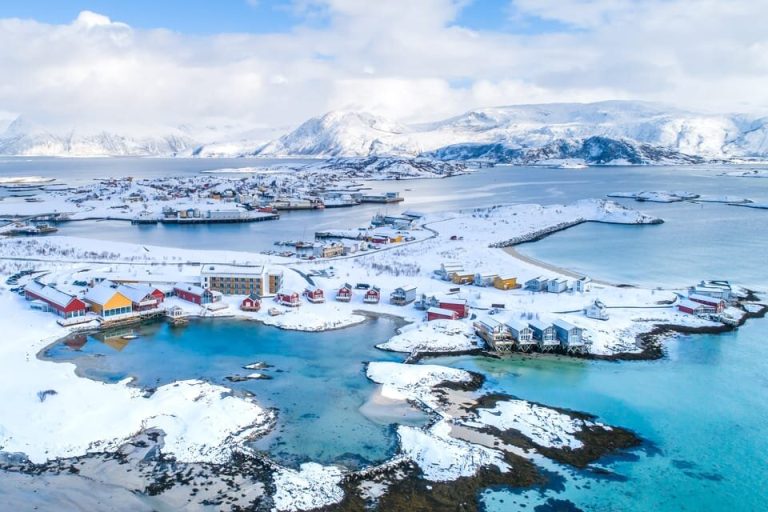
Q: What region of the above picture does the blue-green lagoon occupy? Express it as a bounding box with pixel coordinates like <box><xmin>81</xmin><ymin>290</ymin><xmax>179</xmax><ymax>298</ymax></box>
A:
<box><xmin>45</xmin><ymin>316</ymin><xmax>429</xmax><ymax>470</ymax></box>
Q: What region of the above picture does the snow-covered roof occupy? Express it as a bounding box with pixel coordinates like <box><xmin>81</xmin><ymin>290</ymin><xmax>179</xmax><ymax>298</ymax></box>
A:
<box><xmin>201</xmin><ymin>264</ymin><xmax>266</xmax><ymax>277</ymax></box>
<box><xmin>477</xmin><ymin>317</ymin><xmax>504</xmax><ymax>330</ymax></box>
<box><xmin>116</xmin><ymin>284</ymin><xmax>154</xmax><ymax>303</ymax></box>
<box><xmin>553</xmin><ymin>319</ymin><xmax>580</xmax><ymax>331</ymax></box>
<box><xmin>688</xmin><ymin>293</ymin><xmax>724</xmax><ymax>304</ymax></box>
<box><xmin>25</xmin><ymin>281</ymin><xmax>79</xmax><ymax>309</ymax></box>
<box><xmin>505</xmin><ymin>319</ymin><xmax>531</xmax><ymax>332</ymax></box>
<box><xmin>528</xmin><ymin>320</ymin><xmax>552</xmax><ymax>331</ymax></box>
<box><xmin>427</xmin><ymin>307</ymin><xmax>456</xmax><ymax>316</ymax></box>
<box><xmin>395</xmin><ymin>285</ymin><xmax>417</xmax><ymax>292</ymax></box>
<box><xmin>678</xmin><ymin>299</ymin><xmax>707</xmax><ymax>310</ymax></box>
<box><xmin>439</xmin><ymin>298</ymin><xmax>467</xmax><ymax>306</ymax></box>
<box><xmin>84</xmin><ymin>283</ymin><xmax>125</xmax><ymax>306</ymax></box>
<box><xmin>174</xmin><ymin>282</ymin><xmax>207</xmax><ymax>296</ymax></box>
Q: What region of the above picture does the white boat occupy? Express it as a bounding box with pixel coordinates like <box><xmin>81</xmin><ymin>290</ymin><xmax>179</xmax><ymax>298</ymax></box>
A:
<box><xmin>121</xmin><ymin>334</ymin><xmax>139</xmax><ymax>340</ymax></box>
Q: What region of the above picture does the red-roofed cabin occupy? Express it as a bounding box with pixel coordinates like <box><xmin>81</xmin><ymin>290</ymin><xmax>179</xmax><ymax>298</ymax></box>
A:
<box><xmin>438</xmin><ymin>298</ymin><xmax>469</xmax><ymax>319</ymax></box>
<box><xmin>364</xmin><ymin>287</ymin><xmax>381</xmax><ymax>304</ymax></box>
<box><xmin>241</xmin><ymin>293</ymin><xmax>261</xmax><ymax>312</ymax></box>
<box><xmin>689</xmin><ymin>293</ymin><xmax>726</xmax><ymax>313</ymax></box>
<box><xmin>304</xmin><ymin>287</ymin><xmax>325</xmax><ymax>304</ymax></box>
<box><xmin>276</xmin><ymin>291</ymin><xmax>301</xmax><ymax>307</ymax></box>
<box><xmin>427</xmin><ymin>307</ymin><xmax>459</xmax><ymax>321</ymax></box>
<box><xmin>24</xmin><ymin>282</ymin><xmax>88</xmax><ymax>319</ymax></box>
<box><xmin>336</xmin><ymin>284</ymin><xmax>353</xmax><ymax>302</ymax></box>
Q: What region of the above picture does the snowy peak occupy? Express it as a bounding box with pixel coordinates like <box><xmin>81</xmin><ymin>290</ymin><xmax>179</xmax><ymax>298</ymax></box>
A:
<box><xmin>257</xmin><ymin>111</ymin><xmax>421</xmax><ymax>157</ymax></box>
<box><xmin>0</xmin><ymin>118</ymin><xmax>199</xmax><ymax>157</ymax></box>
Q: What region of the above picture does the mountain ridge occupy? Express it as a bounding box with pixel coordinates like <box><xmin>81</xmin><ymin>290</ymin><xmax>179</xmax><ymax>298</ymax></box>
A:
<box><xmin>1</xmin><ymin>101</ymin><xmax>767</xmax><ymax>163</ymax></box>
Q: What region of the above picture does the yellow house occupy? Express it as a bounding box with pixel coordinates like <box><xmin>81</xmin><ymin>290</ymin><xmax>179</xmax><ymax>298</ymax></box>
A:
<box><xmin>84</xmin><ymin>283</ymin><xmax>133</xmax><ymax>318</ymax></box>
<box><xmin>452</xmin><ymin>273</ymin><xmax>475</xmax><ymax>285</ymax></box>
<box><xmin>388</xmin><ymin>234</ymin><xmax>404</xmax><ymax>243</ymax></box>
<box><xmin>494</xmin><ymin>275</ymin><xmax>518</xmax><ymax>290</ymax></box>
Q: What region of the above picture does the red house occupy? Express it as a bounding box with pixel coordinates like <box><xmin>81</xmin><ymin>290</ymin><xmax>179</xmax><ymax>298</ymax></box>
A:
<box><xmin>25</xmin><ymin>281</ymin><xmax>88</xmax><ymax>319</ymax></box>
<box><xmin>241</xmin><ymin>293</ymin><xmax>261</xmax><ymax>311</ymax></box>
<box><xmin>427</xmin><ymin>307</ymin><xmax>459</xmax><ymax>321</ymax></box>
<box><xmin>276</xmin><ymin>291</ymin><xmax>301</xmax><ymax>307</ymax></box>
<box><xmin>174</xmin><ymin>283</ymin><xmax>219</xmax><ymax>305</ymax></box>
<box><xmin>370</xmin><ymin>235</ymin><xmax>389</xmax><ymax>245</ymax></box>
<box><xmin>688</xmin><ymin>293</ymin><xmax>726</xmax><ymax>313</ymax></box>
<box><xmin>336</xmin><ymin>283</ymin><xmax>353</xmax><ymax>302</ymax></box>
<box><xmin>304</xmin><ymin>286</ymin><xmax>325</xmax><ymax>304</ymax></box>
<box><xmin>678</xmin><ymin>299</ymin><xmax>712</xmax><ymax>315</ymax></box>
<box><xmin>364</xmin><ymin>287</ymin><xmax>381</xmax><ymax>304</ymax></box>
<box><xmin>438</xmin><ymin>298</ymin><xmax>469</xmax><ymax>319</ymax></box>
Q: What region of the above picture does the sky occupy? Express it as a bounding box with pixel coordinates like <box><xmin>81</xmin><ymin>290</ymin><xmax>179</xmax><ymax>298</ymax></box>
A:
<box><xmin>0</xmin><ymin>0</ymin><xmax>766</xmax><ymax>135</ymax></box>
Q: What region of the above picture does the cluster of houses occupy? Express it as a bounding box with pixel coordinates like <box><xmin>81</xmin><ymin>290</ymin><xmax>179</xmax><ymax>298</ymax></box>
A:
<box><xmin>24</xmin><ymin>280</ymin><xmax>168</xmax><ymax>326</ymax></box>
<box><xmin>474</xmin><ymin>316</ymin><xmax>589</xmax><ymax>354</ymax></box>
<box><xmin>436</xmin><ymin>263</ymin><xmax>520</xmax><ymax>290</ymax></box>
<box><xmin>436</xmin><ymin>263</ymin><xmax>595</xmax><ymax>296</ymax></box>
<box><xmin>524</xmin><ymin>275</ymin><xmax>592</xmax><ymax>293</ymax></box>
<box><xmin>676</xmin><ymin>282</ymin><xmax>734</xmax><ymax>318</ymax></box>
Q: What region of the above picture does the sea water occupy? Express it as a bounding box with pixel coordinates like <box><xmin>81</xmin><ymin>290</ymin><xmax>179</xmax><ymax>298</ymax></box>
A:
<box><xmin>431</xmin><ymin>317</ymin><xmax>768</xmax><ymax>511</ymax></box>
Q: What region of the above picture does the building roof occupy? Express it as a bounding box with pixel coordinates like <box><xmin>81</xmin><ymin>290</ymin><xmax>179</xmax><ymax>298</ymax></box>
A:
<box><xmin>201</xmin><ymin>264</ymin><xmax>266</xmax><ymax>277</ymax></box>
<box><xmin>505</xmin><ymin>319</ymin><xmax>531</xmax><ymax>332</ymax></box>
<box><xmin>439</xmin><ymin>298</ymin><xmax>467</xmax><ymax>306</ymax></box>
<box><xmin>427</xmin><ymin>307</ymin><xmax>457</xmax><ymax>317</ymax></box>
<box><xmin>174</xmin><ymin>282</ymin><xmax>207</xmax><ymax>296</ymax></box>
<box><xmin>25</xmin><ymin>281</ymin><xmax>80</xmax><ymax>309</ymax></box>
<box><xmin>84</xmin><ymin>283</ymin><xmax>127</xmax><ymax>306</ymax></box>
<box><xmin>678</xmin><ymin>299</ymin><xmax>707</xmax><ymax>310</ymax></box>
<box><xmin>553</xmin><ymin>319</ymin><xmax>580</xmax><ymax>331</ymax></box>
<box><xmin>117</xmin><ymin>284</ymin><xmax>154</xmax><ymax>303</ymax></box>
<box><xmin>528</xmin><ymin>320</ymin><xmax>552</xmax><ymax>331</ymax></box>
<box><xmin>395</xmin><ymin>285</ymin><xmax>417</xmax><ymax>292</ymax></box>
<box><xmin>688</xmin><ymin>293</ymin><xmax>724</xmax><ymax>304</ymax></box>
<box><xmin>477</xmin><ymin>317</ymin><xmax>504</xmax><ymax>330</ymax></box>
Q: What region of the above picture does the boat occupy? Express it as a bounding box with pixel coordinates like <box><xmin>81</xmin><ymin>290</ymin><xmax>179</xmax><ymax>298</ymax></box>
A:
<box><xmin>268</xmin><ymin>308</ymin><xmax>282</xmax><ymax>316</ymax></box>
<box><xmin>121</xmin><ymin>334</ymin><xmax>139</xmax><ymax>340</ymax></box>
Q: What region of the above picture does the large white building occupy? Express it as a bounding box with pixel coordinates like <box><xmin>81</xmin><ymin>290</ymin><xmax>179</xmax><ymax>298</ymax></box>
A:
<box><xmin>200</xmin><ymin>264</ymin><xmax>283</xmax><ymax>297</ymax></box>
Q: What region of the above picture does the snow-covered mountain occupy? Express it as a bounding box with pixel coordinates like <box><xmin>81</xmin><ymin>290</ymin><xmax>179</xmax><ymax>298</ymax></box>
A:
<box><xmin>255</xmin><ymin>111</ymin><xmax>420</xmax><ymax>157</ymax></box>
<box><xmin>255</xmin><ymin>101</ymin><xmax>768</xmax><ymax>164</ymax></box>
<box><xmin>0</xmin><ymin>117</ymin><xmax>198</xmax><ymax>157</ymax></box>
<box><xmin>2</xmin><ymin>101</ymin><xmax>767</xmax><ymax>162</ymax></box>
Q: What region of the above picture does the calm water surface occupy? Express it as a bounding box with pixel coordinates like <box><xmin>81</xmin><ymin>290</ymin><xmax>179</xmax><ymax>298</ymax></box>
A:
<box><xmin>45</xmin><ymin>316</ymin><xmax>426</xmax><ymax>470</ymax></box>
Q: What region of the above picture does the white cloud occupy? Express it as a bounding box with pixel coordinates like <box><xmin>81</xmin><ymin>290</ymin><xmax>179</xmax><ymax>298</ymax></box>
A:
<box><xmin>0</xmin><ymin>0</ymin><xmax>766</xmax><ymax>135</ymax></box>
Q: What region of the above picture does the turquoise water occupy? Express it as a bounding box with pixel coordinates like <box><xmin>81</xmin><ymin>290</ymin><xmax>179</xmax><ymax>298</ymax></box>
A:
<box><xmin>45</xmin><ymin>316</ymin><xmax>428</xmax><ymax>469</ymax></box>
<box><xmin>432</xmin><ymin>318</ymin><xmax>768</xmax><ymax>511</ymax></box>
<box><xmin>516</xmin><ymin>200</ymin><xmax>768</xmax><ymax>288</ymax></box>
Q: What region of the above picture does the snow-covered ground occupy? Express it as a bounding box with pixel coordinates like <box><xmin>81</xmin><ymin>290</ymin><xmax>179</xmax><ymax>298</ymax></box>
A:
<box><xmin>377</xmin><ymin>320</ymin><xmax>480</xmax><ymax>354</ymax></box>
<box><xmin>0</xmin><ymin>290</ymin><xmax>274</xmax><ymax>464</ymax></box>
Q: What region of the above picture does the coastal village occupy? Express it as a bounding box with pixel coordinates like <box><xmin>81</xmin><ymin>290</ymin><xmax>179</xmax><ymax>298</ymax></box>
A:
<box><xmin>6</xmin><ymin>196</ymin><xmax>761</xmax><ymax>360</ymax></box>
<box><xmin>0</xmin><ymin>173</ymin><xmax>765</xmax><ymax>511</ymax></box>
